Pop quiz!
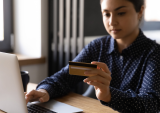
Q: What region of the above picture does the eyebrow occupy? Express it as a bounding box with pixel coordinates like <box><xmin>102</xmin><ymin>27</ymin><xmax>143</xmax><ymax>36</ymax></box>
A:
<box><xmin>103</xmin><ymin>6</ymin><xmax>127</xmax><ymax>12</ymax></box>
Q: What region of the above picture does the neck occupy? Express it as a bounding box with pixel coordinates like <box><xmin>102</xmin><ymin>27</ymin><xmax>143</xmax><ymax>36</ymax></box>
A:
<box><xmin>116</xmin><ymin>28</ymin><xmax>139</xmax><ymax>53</ymax></box>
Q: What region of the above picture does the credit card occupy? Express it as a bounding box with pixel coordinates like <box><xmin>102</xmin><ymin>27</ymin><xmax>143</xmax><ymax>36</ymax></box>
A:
<box><xmin>69</xmin><ymin>61</ymin><xmax>97</xmax><ymax>76</ymax></box>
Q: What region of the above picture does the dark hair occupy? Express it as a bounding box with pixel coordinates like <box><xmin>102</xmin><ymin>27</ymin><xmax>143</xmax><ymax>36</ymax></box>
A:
<box><xmin>100</xmin><ymin>0</ymin><xmax>144</xmax><ymax>12</ymax></box>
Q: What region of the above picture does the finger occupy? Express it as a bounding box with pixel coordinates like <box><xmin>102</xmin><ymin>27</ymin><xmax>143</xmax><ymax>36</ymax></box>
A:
<box><xmin>26</xmin><ymin>94</ymin><xmax>44</xmax><ymax>104</ymax></box>
<box><xmin>26</xmin><ymin>95</ymin><xmax>33</xmax><ymax>104</ymax></box>
<box><xmin>26</xmin><ymin>96</ymin><xmax>40</xmax><ymax>104</ymax></box>
<box><xmin>84</xmin><ymin>69</ymin><xmax>111</xmax><ymax>80</ymax></box>
<box><xmin>39</xmin><ymin>98</ymin><xmax>44</xmax><ymax>103</ymax></box>
<box><xmin>84</xmin><ymin>76</ymin><xmax>110</xmax><ymax>86</ymax></box>
<box><xmin>26</xmin><ymin>90</ymin><xmax>40</xmax><ymax>97</ymax></box>
<box><xmin>26</xmin><ymin>90</ymin><xmax>46</xmax><ymax>99</ymax></box>
<box><xmin>26</xmin><ymin>90</ymin><xmax>43</xmax><ymax>103</ymax></box>
<box><xmin>37</xmin><ymin>89</ymin><xmax>50</xmax><ymax>102</ymax></box>
<box><xmin>87</xmin><ymin>81</ymin><xmax>106</xmax><ymax>91</ymax></box>
<box><xmin>91</xmin><ymin>61</ymin><xmax>110</xmax><ymax>74</ymax></box>
<box><xmin>38</xmin><ymin>94</ymin><xmax>49</xmax><ymax>103</ymax></box>
<box><xmin>25</xmin><ymin>94</ymin><xmax>37</xmax><ymax>104</ymax></box>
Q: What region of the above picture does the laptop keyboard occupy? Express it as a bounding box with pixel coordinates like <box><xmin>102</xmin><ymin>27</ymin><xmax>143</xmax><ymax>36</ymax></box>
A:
<box><xmin>27</xmin><ymin>104</ymin><xmax>56</xmax><ymax>113</ymax></box>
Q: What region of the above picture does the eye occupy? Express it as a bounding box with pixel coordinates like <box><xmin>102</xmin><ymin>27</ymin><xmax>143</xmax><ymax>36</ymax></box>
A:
<box><xmin>118</xmin><ymin>12</ymin><xmax>126</xmax><ymax>16</ymax></box>
<box><xmin>103</xmin><ymin>13</ymin><xmax>110</xmax><ymax>17</ymax></box>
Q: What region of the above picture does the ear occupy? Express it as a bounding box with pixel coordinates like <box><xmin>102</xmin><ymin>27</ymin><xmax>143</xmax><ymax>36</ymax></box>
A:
<box><xmin>138</xmin><ymin>5</ymin><xmax>145</xmax><ymax>20</ymax></box>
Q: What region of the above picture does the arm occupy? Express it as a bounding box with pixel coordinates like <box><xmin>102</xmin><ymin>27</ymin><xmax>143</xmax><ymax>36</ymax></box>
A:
<box><xmin>100</xmin><ymin>50</ymin><xmax>160</xmax><ymax>113</ymax></box>
<box><xmin>36</xmin><ymin>41</ymin><xmax>96</xmax><ymax>99</ymax></box>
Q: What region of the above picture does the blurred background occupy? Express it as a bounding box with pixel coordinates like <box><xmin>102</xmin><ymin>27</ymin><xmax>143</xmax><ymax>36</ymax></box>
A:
<box><xmin>0</xmin><ymin>0</ymin><xmax>160</xmax><ymax>95</ymax></box>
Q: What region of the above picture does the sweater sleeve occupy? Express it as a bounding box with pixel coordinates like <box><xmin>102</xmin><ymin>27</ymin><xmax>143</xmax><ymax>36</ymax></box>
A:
<box><xmin>100</xmin><ymin>49</ymin><xmax>160</xmax><ymax>113</ymax></box>
<box><xmin>36</xmin><ymin>41</ymin><xmax>96</xmax><ymax>99</ymax></box>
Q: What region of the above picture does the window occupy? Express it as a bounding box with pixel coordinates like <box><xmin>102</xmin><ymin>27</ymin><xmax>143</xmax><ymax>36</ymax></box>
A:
<box><xmin>145</xmin><ymin>0</ymin><xmax>160</xmax><ymax>21</ymax></box>
<box><xmin>141</xmin><ymin>0</ymin><xmax>160</xmax><ymax>30</ymax></box>
<box><xmin>0</xmin><ymin>0</ymin><xmax>13</xmax><ymax>52</ymax></box>
<box><xmin>0</xmin><ymin>0</ymin><xmax>4</xmax><ymax>41</ymax></box>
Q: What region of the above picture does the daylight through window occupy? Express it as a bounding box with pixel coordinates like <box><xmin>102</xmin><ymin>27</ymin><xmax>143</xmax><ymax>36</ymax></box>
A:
<box><xmin>145</xmin><ymin>0</ymin><xmax>160</xmax><ymax>21</ymax></box>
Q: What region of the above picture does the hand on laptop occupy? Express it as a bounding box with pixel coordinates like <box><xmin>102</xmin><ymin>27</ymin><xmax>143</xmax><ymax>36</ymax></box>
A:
<box><xmin>25</xmin><ymin>89</ymin><xmax>50</xmax><ymax>104</ymax></box>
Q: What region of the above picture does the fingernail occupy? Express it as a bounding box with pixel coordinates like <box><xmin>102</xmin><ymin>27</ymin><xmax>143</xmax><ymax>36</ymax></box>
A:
<box><xmin>91</xmin><ymin>61</ymin><xmax>97</xmax><ymax>64</ymax></box>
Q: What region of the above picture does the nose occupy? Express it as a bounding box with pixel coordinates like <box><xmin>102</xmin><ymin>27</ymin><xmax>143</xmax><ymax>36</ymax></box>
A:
<box><xmin>109</xmin><ymin>15</ymin><xmax>118</xmax><ymax>26</ymax></box>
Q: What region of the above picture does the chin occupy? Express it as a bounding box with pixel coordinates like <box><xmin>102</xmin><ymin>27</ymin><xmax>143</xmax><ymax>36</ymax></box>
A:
<box><xmin>108</xmin><ymin>31</ymin><xmax>122</xmax><ymax>39</ymax></box>
<box><xmin>110</xmin><ymin>34</ymin><xmax>123</xmax><ymax>40</ymax></box>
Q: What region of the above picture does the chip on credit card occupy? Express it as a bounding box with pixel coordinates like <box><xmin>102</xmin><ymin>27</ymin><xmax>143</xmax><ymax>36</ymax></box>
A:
<box><xmin>69</xmin><ymin>61</ymin><xmax>97</xmax><ymax>76</ymax></box>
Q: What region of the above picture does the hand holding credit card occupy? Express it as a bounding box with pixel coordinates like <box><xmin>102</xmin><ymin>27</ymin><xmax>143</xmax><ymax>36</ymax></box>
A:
<box><xmin>69</xmin><ymin>61</ymin><xmax>97</xmax><ymax>76</ymax></box>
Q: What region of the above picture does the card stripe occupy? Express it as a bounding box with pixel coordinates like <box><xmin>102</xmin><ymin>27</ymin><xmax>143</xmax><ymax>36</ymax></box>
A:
<box><xmin>70</xmin><ymin>66</ymin><xmax>93</xmax><ymax>70</ymax></box>
<box><xmin>69</xmin><ymin>61</ymin><xmax>97</xmax><ymax>68</ymax></box>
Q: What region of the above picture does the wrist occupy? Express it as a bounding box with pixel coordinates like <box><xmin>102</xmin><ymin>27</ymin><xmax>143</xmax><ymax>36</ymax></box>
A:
<box><xmin>104</xmin><ymin>93</ymin><xmax>111</xmax><ymax>102</ymax></box>
<box><xmin>101</xmin><ymin>90</ymin><xmax>111</xmax><ymax>102</ymax></box>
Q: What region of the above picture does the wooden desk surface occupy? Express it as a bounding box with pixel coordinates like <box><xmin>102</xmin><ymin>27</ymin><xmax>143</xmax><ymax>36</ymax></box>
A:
<box><xmin>27</xmin><ymin>83</ymin><xmax>118</xmax><ymax>113</ymax></box>
<box><xmin>16</xmin><ymin>54</ymin><xmax>45</xmax><ymax>66</ymax></box>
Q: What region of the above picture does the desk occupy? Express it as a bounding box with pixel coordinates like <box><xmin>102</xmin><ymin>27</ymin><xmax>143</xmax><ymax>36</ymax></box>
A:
<box><xmin>27</xmin><ymin>83</ymin><xmax>119</xmax><ymax>113</ymax></box>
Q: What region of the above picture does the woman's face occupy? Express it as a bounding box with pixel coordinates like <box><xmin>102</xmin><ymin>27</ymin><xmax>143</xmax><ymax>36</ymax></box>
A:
<box><xmin>101</xmin><ymin>0</ymin><xmax>143</xmax><ymax>40</ymax></box>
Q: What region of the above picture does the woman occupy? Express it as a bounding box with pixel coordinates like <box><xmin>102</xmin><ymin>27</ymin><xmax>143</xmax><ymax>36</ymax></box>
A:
<box><xmin>26</xmin><ymin>0</ymin><xmax>160</xmax><ymax>112</ymax></box>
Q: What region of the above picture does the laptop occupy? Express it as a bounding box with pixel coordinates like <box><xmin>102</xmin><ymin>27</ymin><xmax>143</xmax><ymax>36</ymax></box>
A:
<box><xmin>0</xmin><ymin>52</ymin><xmax>83</xmax><ymax>113</ymax></box>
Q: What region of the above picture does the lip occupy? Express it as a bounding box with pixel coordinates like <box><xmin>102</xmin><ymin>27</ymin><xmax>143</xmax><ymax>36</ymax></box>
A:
<box><xmin>111</xmin><ymin>29</ymin><xmax>121</xmax><ymax>33</ymax></box>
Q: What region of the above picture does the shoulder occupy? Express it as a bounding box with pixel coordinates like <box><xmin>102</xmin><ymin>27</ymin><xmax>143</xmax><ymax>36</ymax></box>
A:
<box><xmin>143</xmin><ymin>35</ymin><xmax>160</xmax><ymax>53</ymax></box>
<box><xmin>88</xmin><ymin>35</ymin><xmax>112</xmax><ymax>47</ymax></box>
<box><xmin>84</xmin><ymin>35</ymin><xmax>112</xmax><ymax>53</ymax></box>
<box><xmin>143</xmin><ymin>35</ymin><xmax>160</xmax><ymax>63</ymax></box>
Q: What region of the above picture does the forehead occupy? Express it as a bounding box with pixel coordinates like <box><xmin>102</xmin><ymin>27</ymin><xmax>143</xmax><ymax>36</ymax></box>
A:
<box><xmin>101</xmin><ymin>0</ymin><xmax>133</xmax><ymax>11</ymax></box>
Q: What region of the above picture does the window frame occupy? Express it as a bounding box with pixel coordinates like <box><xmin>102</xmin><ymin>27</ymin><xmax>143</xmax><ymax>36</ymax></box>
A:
<box><xmin>0</xmin><ymin>0</ymin><xmax>13</xmax><ymax>52</ymax></box>
<box><xmin>141</xmin><ymin>21</ymin><xmax>160</xmax><ymax>31</ymax></box>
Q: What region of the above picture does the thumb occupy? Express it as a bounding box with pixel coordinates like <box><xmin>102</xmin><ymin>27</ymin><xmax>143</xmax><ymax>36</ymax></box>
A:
<box><xmin>37</xmin><ymin>89</ymin><xmax>50</xmax><ymax>102</ymax></box>
<box><xmin>39</xmin><ymin>98</ymin><xmax>44</xmax><ymax>103</ymax></box>
<box><xmin>38</xmin><ymin>94</ymin><xmax>49</xmax><ymax>103</ymax></box>
<box><xmin>91</xmin><ymin>61</ymin><xmax>110</xmax><ymax>73</ymax></box>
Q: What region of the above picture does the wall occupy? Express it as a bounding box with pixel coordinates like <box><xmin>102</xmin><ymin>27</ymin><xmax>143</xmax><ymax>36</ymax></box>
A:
<box><xmin>13</xmin><ymin>0</ymin><xmax>48</xmax><ymax>83</ymax></box>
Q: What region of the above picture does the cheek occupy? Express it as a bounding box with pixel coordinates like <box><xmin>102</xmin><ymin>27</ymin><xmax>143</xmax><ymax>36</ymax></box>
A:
<box><xmin>103</xmin><ymin>18</ymin><xmax>110</xmax><ymax>30</ymax></box>
<box><xmin>120</xmin><ymin>18</ymin><xmax>130</xmax><ymax>28</ymax></box>
<box><xmin>120</xmin><ymin>15</ymin><xmax>139</xmax><ymax>29</ymax></box>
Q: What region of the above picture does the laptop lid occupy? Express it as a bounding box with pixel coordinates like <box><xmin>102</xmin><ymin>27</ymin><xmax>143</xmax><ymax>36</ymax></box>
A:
<box><xmin>0</xmin><ymin>52</ymin><xmax>28</xmax><ymax>113</ymax></box>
